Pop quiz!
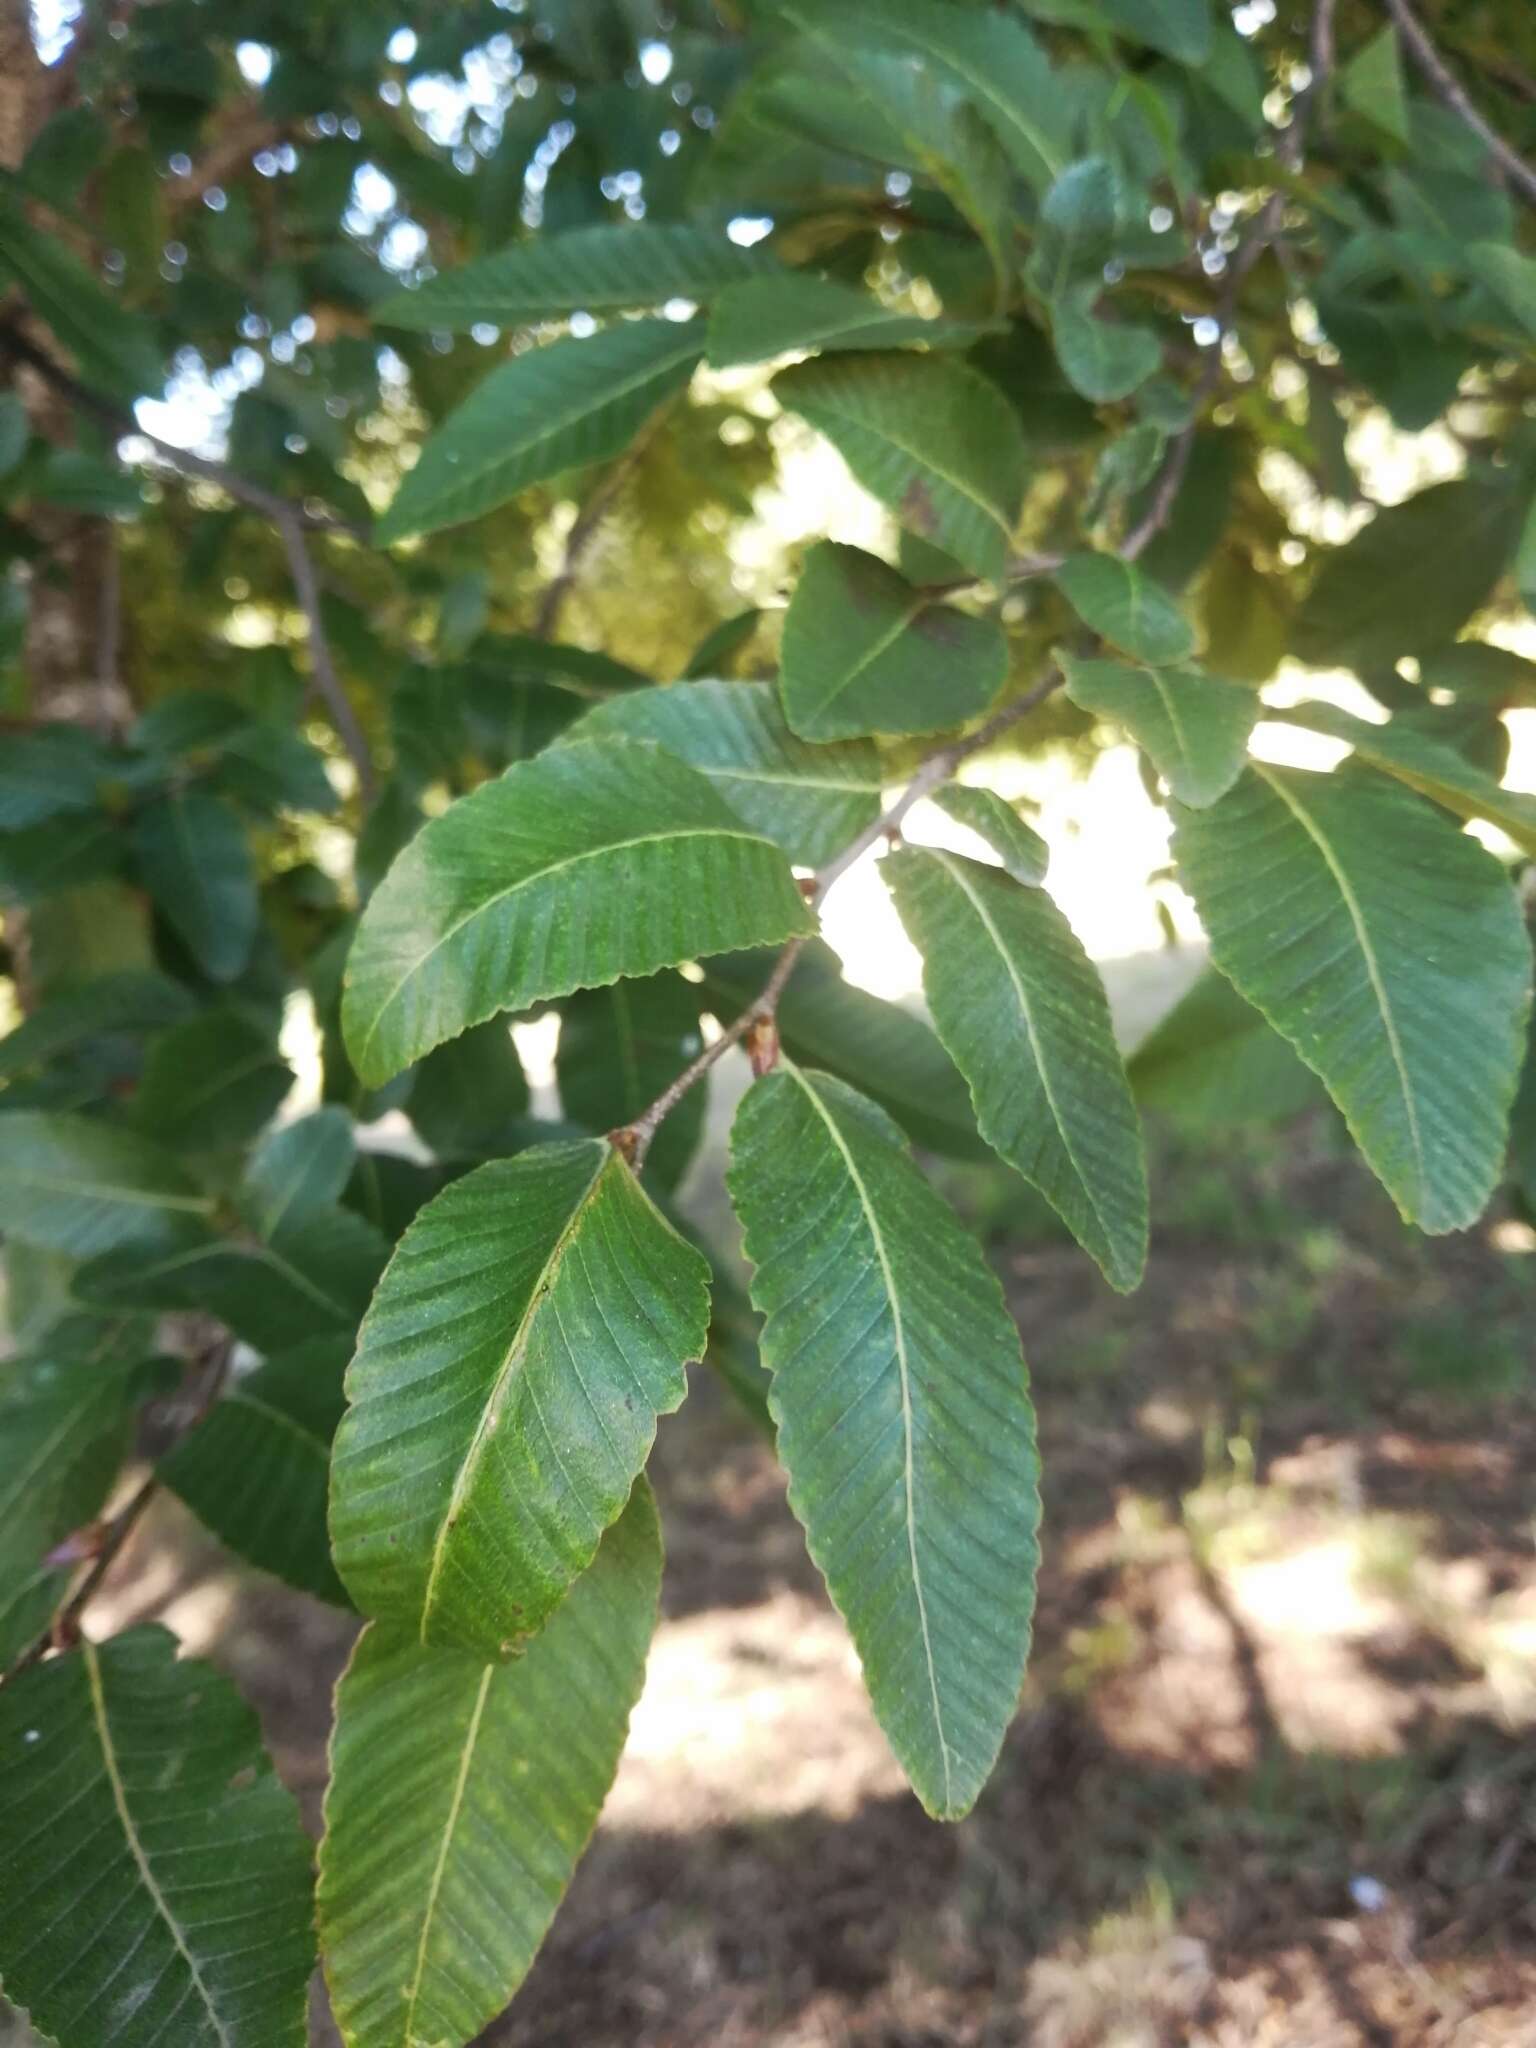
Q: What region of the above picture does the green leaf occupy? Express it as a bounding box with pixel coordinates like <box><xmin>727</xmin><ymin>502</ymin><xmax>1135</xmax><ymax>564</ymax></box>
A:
<box><xmin>886</xmin><ymin>849</ymin><xmax>1148</xmax><ymax>1290</ymax></box>
<box><xmin>706</xmin><ymin>273</ymin><xmax>991</xmax><ymax>370</ymax></box>
<box><xmin>1173</xmin><ymin>764</ymin><xmax>1533</xmax><ymax>1232</ymax></box>
<box><xmin>728</xmin><ymin>1065</ymin><xmax>1039</xmax><ymax>1818</ymax></box>
<box><xmin>376</xmin><ymin>320</ymin><xmax>703</xmax><ymax>544</ymax></box>
<box><xmin>0</xmin><ymin>1109</ymin><xmax>213</xmax><ymax>1256</ymax></box>
<box><xmin>1052</xmin><ymin>303</ymin><xmax>1163</xmax><ymax>404</ymax></box>
<box><xmin>1520</xmin><ymin>495</ymin><xmax>1536</xmax><ymax>618</ymax></box>
<box><xmin>0</xmin><ymin>1626</ymin><xmax>315</xmax><ymax>2047</ymax></box>
<box><xmin>559</xmin><ymin>676</ymin><xmax>882</xmax><ymax>866</ymax></box>
<box><xmin>1100</xmin><ymin>0</ymin><xmax>1213</xmax><ymax>65</ymax></box>
<box><xmin>375</xmin><ymin>222</ymin><xmax>775</xmax><ymax>329</ymax></box>
<box><xmin>1468</xmin><ymin>243</ymin><xmax>1536</xmax><ymax>339</ymax></box>
<box><xmin>409</xmin><ymin>1016</ymin><xmax>529</xmax><ymax>1159</ymax></box>
<box><xmin>681</xmin><ymin>609</ymin><xmax>762</xmax><ymax>678</ymax></box>
<box><xmin>132</xmin><ymin>1009</ymin><xmax>293</xmax><ymax>1152</ymax></box>
<box><xmin>1128</xmin><ymin>967</ymin><xmax>1326</xmax><ymax>1127</ymax></box>
<box><xmin>342</xmin><ymin>736</ymin><xmax>812</xmax><ymax>1088</ymax></box>
<box><xmin>241</xmin><ymin>1107</ymin><xmax>357</xmax><ymax>1236</ymax></box>
<box><xmin>317</xmin><ymin>1485</ymin><xmax>661</xmax><ymax>2048</ymax></box>
<box><xmin>794</xmin><ymin>0</ymin><xmax>1068</xmax><ymax>188</ymax></box>
<box><xmin>557</xmin><ymin>971</ymin><xmax>707</xmax><ymax>1193</ymax></box>
<box><xmin>1054</xmin><ymin>553</ymin><xmax>1197</xmax><ymax>664</ymax></box>
<box><xmin>213</xmin><ymin>723</ymin><xmax>339</xmax><ymax>815</ymax></box>
<box><xmin>1061</xmin><ymin>654</ymin><xmax>1255</xmax><ymax>806</ymax></box>
<box><xmin>0</xmin><ymin>970</ymin><xmax>193</xmax><ymax>1082</ymax></box>
<box><xmin>931</xmin><ymin>785</ymin><xmax>1050</xmax><ymax>885</ymax></box>
<box><xmin>0</xmin><ymin>390</ymin><xmax>28</xmax><ymax>475</ymax></box>
<box><xmin>0</xmin><ymin>1325</ymin><xmax>147</xmax><ymax>1664</ymax></box>
<box><xmin>0</xmin><ymin>197</ymin><xmax>161</xmax><ymax>401</ymax></box>
<box><xmin>1341</xmin><ymin>25</ymin><xmax>1411</xmax><ymax>146</ymax></box>
<box><xmin>330</xmin><ymin>1138</ymin><xmax>708</xmax><ymax>1655</ymax></box>
<box><xmin>1272</xmin><ymin>701</ymin><xmax>1536</xmax><ymax>855</ymax></box>
<box><xmin>1292</xmin><ymin>479</ymin><xmax>1524</xmax><ymax>673</ymax></box>
<box><xmin>1511</xmin><ymin>1018</ymin><xmax>1536</xmax><ymax>1210</ymax></box>
<box><xmin>779</xmin><ymin>543</ymin><xmax>1007</xmax><ymax>741</ymax></box>
<box><xmin>160</xmin><ymin>1338</ymin><xmax>353</xmax><ymax>1606</ymax></box>
<box><xmin>700</xmin><ymin>941</ymin><xmax>988</xmax><ymax>1160</ymax></box>
<box><xmin>133</xmin><ymin>791</ymin><xmax>259</xmax><ymax>983</ymax></box>
<box><xmin>773</xmin><ymin>354</ymin><xmax>1026</xmax><ymax>582</ymax></box>
<box><xmin>0</xmin><ymin>726</ymin><xmax>104</xmax><ymax>828</ymax></box>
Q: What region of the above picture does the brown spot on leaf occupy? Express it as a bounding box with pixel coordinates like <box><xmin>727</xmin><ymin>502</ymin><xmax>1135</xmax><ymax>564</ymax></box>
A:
<box><xmin>900</xmin><ymin>475</ymin><xmax>939</xmax><ymax>535</ymax></box>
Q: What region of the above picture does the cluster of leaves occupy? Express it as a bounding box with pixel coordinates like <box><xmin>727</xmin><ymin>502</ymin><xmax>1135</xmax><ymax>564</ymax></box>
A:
<box><xmin>3</xmin><ymin>1</ymin><xmax>1536</xmax><ymax>2044</ymax></box>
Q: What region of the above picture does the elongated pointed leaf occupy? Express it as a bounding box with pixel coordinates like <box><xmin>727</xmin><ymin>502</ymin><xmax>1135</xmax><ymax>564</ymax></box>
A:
<box><xmin>556</xmin><ymin>971</ymin><xmax>707</xmax><ymax>1193</ymax></box>
<box><xmin>133</xmin><ymin>1009</ymin><xmax>293</xmax><ymax>1152</ymax></box>
<box><xmin>931</xmin><ymin>785</ymin><xmax>1049</xmax><ymax>884</ymax></box>
<box><xmin>1173</xmin><ymin>764</ymin><xmax>1533</xmax><ymax>1231</ymax></box>
<box><xmin>779</xmin><ymin>542</ymin><xmax>1007</xmax><ymax>741</ymax></box>
<box><xmin>377</xmin><ymin>320</ymin><xmax>702</xmax><ymax>544</ymax></box>
<box><xmin>409</xmin><ymin>1017</ymin><xmax>529</xmax><ymax>1159</ymax></box>
<box><xmin>773</xmin><ymin>355</ymin><xmax>1026</xmax><ymax>581</ymax></box>
<box><xmin>0</xmin><ymin>1626</ymin><xmax>315</xmax><ymax>2048</ymax></box>
<box><xmin>1128</xmin><ymin>967</ymin><xmax>1325</xmax><ymax>1127</ymax></box>
<box><xmin>1054</xmin><ymin>553</ymin><xmax>1197</xmax><ymax>665</ymax></box>
<box><xmin>133</xmin><ymin>791</ymin><xmax>259</xmax><ymax>982</ymax></box>
<box><xmin>330</xmin><ymin>1139</ymin><xmax>707</xmax><ymax>1655</ymax></box>
<box><xmin>706</xmin><ymin>273</ymin><xmax>990</xmax><ymax>369</ymax></box>
<box><xmin>1272</xmin><ymin>700</ymin><xmax>1536</xmax><ymax>855</ymax></box>
<box><xmin>559</xmin><ymin>677</ymin><xmax>882</xmax><ymax>865</ymax></box>
<box><xmin>0</xmin><ymin>1110</ymin><xmax>214</xmax><ymax>1256</ymax></box>
<box><xmin>700</xmin><ymin>941</ymin><xmax>987</xmax><ymax>1159</ymax></box>
<box><xmin>886</xmin><ymin>849</ymin><xmax>1147</xmax><ymax>1290</ymax></box>
<box><xmin>0</xmin><ymin>1326</ymin><xmax>147</xmax><ymax>1663</ymax></box>
<box><xmin>728</xmin><ymin>1066</ymin><xmax>1039</xmax><ymax>1818</ymax></box>
<box><xmin>376</xmin><ymin>222</ymin><xmax>774</xmax><ymax>329</ymax></box>
<box><xmin>160</xmin><ymin>1338</ymin><xmax>353</xmax><ymax>1606</ymax></box>
<box><xmin>343</xmin><ymin>737</ymin><xmax>811</xmax><ymax>1087</ymax></box>
<box><xmin>1062</xmin><ymin>654</ymin><xmax>1255</xmax><ymax>806</ymax></box>
<box><xmin>318</xmin><ymin>1485</ymin><xmax>660</xmax><ymax>2048</ymax></box>
<box><xmin>241</xmin><ymin>1107</ymin><xmax>356</xmax><ymax>1236</ymax></box>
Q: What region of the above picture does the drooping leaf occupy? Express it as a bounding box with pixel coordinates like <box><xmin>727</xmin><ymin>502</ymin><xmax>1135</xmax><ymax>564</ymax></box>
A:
<box><xmin>706</xmin><ymin>273</ymin><xmax>991</xmax><ymax>369</ymax></box>
<box><xmin>1291</xmin><ymin>479</ymin><xmax>1523</xmax><ymax>673</ymax></box>
<box><xmin>376</xmin><ymin>221</ymin><xmax>775</xmax><ymax>329</ymax></box>
<box><xmin>160</xmin><ymin>1337</ymin><xmax>353</xmax><ymax>1606</ymax></box>
<box><xmin>1173</xmin><ymin>764</ymin><xmax>1533</xmax><ymax>1231</ymax></box>
<box><xmin>773</xmin><ymin>354</ymin><xmax>1026</xmax><ymax>581</ymax></box>
<box><xmin>931</xmin><ymin>784</ymin><xmax>1050</xmax><ymax>885</ymax></box>
<box><xmin>1128</xmin><ymin>966</ymin><xmax>1326</xmax><ymax>1127</ymax></box>
<box><xmin>728</xmin><ymin>1065</ymin><xmax>1039</xmax><ymax>1818</ymax></box>
<box><xmin>133</xmin><ymin>791</ymin><xmax>260</xmax><ymax>982</ymax></box>
<box><xmin>132</xmin><ymin>1009</ymin><xmax>293</xmax><ymax>1152</ymax></box>
<box><xmin>557</xmin><ymin>972</ymin><xmax>707</xmax><ymax>1192</ymax></box>
<box><xmin>1061</xmin><ymin>654</ymin><xmax>1255</xmax><ymax>806</ymax></box>
<box><xmin>409</xmin><ymin>1016</ymin><xmax>529</xmax><ymax>1159</ymax></box>
<box><xmin>1271</xmin><ymin>700</ymin><xmax>1536</xmax><ymax>854</ymax></box>
<box><xmin>560</xmin><ymin>676</ymin><xmax>882</xmax><ymax>865</ymax></box>
<box><xmin>1054</xmin><ymin>552</ymin><xmax>1197</xmax><ymax>665</ymax></box>
<box><xmin>241</xmin><ymin>1106</ymin><xmax>357</xmax><ymax>1236</ymax></box>
<box><xmin>0</xmin><ymin>1109</ymin><xmax>213</xmax><ymax>1256</ymax></box>
<box><xmin>376</xmin><ymin>320</ymin><xmax>703</xmax><ymax>544</ymax></box>
<box><xmin>318</xmin><ymin>1485</ymin><xmax>661</xmax><ymax>2048</ymax></box>
<box><xmin>343</xmin><ymin>737</ymin><xmax>812</xmax><ymax>1087</ymax></box>
<box><xmin>0</xmin><ymin>1325</ymin><xmax>148</xmax><ymax>1664</ymax></box>
<box><xmin>330</xmin><ymin>1139</ymin><xmax>708</xmax><ymax>1655</ymax></box>
<box><xmin>779</xmin><ymin>543</ymin><xmax>1007</xmax><ymax>741</ymax></box>
<box><xmin>1052</xmin><ymin>303</ymin><xmax>1163</xmax><ymax>404</ymax></box>
<box><xmin>0</xmin><ymin>1626</ymin><xmax>316</xmax><ymax>2047</ymax></box>
<box><xmin>886</xmin><ymin>848</ymin><xmax>1148</xmax><ymax>1290</ymax></box>
<box><xmin>700</xmin><ymin>942</ymin><xmax>988</xmax><ymax>1160</ymax></box>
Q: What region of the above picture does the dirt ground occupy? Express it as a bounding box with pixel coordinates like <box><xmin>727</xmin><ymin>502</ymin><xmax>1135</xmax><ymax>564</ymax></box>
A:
<box><xmin>9</xmin><ymin>1108</ymin><xmax>1536</xmax><ymax>2048</ymax></box>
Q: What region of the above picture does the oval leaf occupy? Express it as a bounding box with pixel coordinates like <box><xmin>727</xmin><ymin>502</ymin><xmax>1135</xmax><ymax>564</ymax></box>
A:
<box><xmin>0</xmin><ymin>1109</ymin><xmax>214</xmax><ymax>1256</ymax></box>
<box><xmin>886</xmin><ymin>848</ymin><xmax>1148</xmax><ymax>1290</ymax></box>
<box><xmin>1173</xmin><ymin>764</ymin><xmax>1533</xmax><ymax>1231</ymax></box>
<box><xmin>728</xmin><ymin>1064</ymin><xmax>1039</xmax><ymax>1818</ymax></box>
<box><xmin>1054</xmin><ymin>552</ymin><xmax>1197</xmax><ymax>665</ymax></box>
<box><xmin>330</xmin><ymin>1138</ymin><xmax>708</xmax><ymax>1655</ymax></box>
<box><xmin>318</xmin><ymin>1485</ymin><xmax>661</xmax><ymax>2048</ymax></box>
<box><xmin>342</xmin><ymin>736</ymin><xmax>812</xmax><ymax>1088</ymax></box>
<box><xmin>1061</xmin><ymin>653</ymin><xmax>1255</xmax><ymax>806</ymax></box>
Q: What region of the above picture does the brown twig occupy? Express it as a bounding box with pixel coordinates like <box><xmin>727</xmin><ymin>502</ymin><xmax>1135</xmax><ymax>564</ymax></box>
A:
<box><xmin>274</xmin><ymin>506</ymin><xmax>375</xmax><ymax>797</ymax></box>
<box><xmin>620</xmin><ymin>666</ymin><xmax>1067</xmax><ymax>1167</ymax></box>
<box><xmin>1383</xmin><ymin>0</ymin><xmax>1536</xmax><ymax>208</ymax></box>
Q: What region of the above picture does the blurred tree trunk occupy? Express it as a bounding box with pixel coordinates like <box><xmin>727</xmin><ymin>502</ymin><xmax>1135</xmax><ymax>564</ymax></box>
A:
<box><xmin>0</xmin><ymin>2</ymin><xmax>127</xmax><ymax>731</ymax></box>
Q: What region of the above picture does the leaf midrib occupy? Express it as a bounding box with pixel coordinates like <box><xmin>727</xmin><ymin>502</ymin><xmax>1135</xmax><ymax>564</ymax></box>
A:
<box><xmin>84</xmin><ymin>1640</ymin><xmax>232</xmax><ymax>2047</ymax></box>
<box><xmin>782</xmin><ymin>1060</ymin><xmax>953</xmax><ymax>1812</ymax></box>
<box><xmin>400</xmin><ymin>1659</ymin><xmax>495</xmax><ymax>2040</ymax></box>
